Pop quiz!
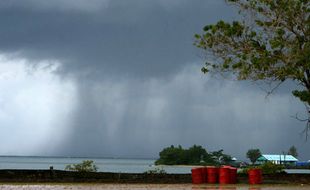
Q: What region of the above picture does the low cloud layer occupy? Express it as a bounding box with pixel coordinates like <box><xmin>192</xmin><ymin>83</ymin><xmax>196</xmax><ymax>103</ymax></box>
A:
<box><xmin>0</xmin><ymin>57</ymin><xmax>307</xmax><ymax>159</ymax></box>
<box><xmin>0</xmin><ymin>0</ymin><xmax>308</xmax><ymax>160</ymax></box>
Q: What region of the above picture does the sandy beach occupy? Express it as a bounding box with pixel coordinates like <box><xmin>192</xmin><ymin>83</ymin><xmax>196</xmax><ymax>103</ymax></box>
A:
<box><xmin>0</xmin><ymin>184</ymin><xmax>309</xmax><ymax>190</ymax></box>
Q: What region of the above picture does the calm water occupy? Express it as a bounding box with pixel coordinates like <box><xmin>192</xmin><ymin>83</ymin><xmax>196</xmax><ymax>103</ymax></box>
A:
<box><xmin>0</xmin><ymin>156</ymin><xmax>192</xmax><ymax>173</ymax></box>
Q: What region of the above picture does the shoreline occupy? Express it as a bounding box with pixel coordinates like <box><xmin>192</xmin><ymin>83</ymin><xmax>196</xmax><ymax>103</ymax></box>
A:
<box><xmin>0</xmin><ymin>169</ymin><xmax>310</xmax><ymax>185</ymax></box>
<box><xmin>154</xmin><ymin>165</ymin><xmax>202</xmax><ymax>168</ymax></box>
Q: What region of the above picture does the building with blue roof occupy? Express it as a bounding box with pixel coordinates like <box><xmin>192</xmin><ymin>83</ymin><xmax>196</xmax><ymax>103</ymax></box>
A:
<box><xmin>257</xmin><ymin>154</ymin><xmax>298</xmax><ymax>165</ymax></box>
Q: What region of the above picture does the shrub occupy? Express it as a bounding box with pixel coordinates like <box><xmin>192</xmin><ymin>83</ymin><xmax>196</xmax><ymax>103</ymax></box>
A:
<box><xmin>238</xmin><ymin>162</ymin><xmax>284</xmax><ymax>175</ymax></box>
<box><xmin>144</xmin><ymin>167</ymin><xmax>166</xmax><ymax>174</ymax></box>
<box><xmin>237</xmin><ymin>167</ymin><xmax>249</xmax><ymax>175</ymax></box>
<box><xmin>65</xmin><ymin>160</ymin><xmax>98</xmax><ymax>172</ymax></box>
<box><xmin>259</xmin><ymin>162</ymin><xmax>284</xmax><ymax>174</ymax></box>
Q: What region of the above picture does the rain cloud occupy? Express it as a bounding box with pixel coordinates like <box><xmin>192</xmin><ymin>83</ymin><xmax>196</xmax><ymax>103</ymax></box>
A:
<box><xmin>0</xmin><ymin>0</ymin><xmax>308</xmax><ymax>160</ymax></box>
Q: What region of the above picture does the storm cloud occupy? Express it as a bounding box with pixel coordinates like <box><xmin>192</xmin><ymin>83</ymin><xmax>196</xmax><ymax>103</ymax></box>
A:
<box><xmin>0</xmin><ymin>0</ymin><xmax>308</xmax><ymax>160</ymax></box>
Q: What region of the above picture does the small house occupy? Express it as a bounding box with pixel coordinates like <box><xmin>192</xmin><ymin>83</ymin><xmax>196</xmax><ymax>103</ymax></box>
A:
<box><xmin>257</xmin><ymin>154</ymin><xmax>298</xmax><ymax>165</ymax></box>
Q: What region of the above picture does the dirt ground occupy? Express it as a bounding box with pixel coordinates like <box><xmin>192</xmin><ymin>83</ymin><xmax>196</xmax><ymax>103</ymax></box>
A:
<box><xmin>0</xmin><ymin>184</ymin><xmax>309</xmax><ymax>190</ymax></box>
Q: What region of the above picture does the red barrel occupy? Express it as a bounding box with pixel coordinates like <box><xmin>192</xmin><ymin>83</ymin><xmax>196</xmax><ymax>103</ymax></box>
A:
<box><xmin>229</xmin><ymin>167</ymin><xmax>237</xmax><ymax>184</ymax></box>
<box><xmin>248</xmin><ymin>168</ymin><xmax>262</xmax><ymax>184</ymax></box>
<box><xmin>202</xmin><ymin>167</ymin><xmax>208</xmax><ymax>183</ymax></box>
<box><xmin>191</xmin><ymin>167</ymin><xmax>204</xmax><ymax>184</ymax></box>
<box><xmin>207</xmin><ymin>166</ymin><xmax>219</xmax><ymax>184</ymax></box>
<box><xmin>219</xmin><ymin>167</ymin><xmax>230</xmax><ymax>184</ymax></box>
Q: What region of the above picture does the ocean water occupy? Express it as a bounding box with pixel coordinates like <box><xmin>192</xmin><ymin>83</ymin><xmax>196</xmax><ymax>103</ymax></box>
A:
<box><xmin>0</xmin><ymin>156</ymin><xmax>191</xmax><ymax>174</ymax></box>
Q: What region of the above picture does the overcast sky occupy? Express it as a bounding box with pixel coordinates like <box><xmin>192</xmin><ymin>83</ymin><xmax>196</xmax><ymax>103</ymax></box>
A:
<box><xmin>0</xmin><ymin>0</ymin><xmax>309</xmax><ymax>161</ymax></box>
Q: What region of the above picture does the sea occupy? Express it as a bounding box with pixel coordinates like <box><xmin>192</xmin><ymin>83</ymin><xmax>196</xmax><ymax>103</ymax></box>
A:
<box><xmin>0</xmin><ymin>156</ymin><xmax>192</xmax><ymax>174</ymax></box>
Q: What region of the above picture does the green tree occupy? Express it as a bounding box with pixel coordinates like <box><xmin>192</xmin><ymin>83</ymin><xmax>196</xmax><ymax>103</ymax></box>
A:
<box><xmin>246</xmin><ymin>149</ymin><xmax>262</xmax><ymax>165</ymax></box>
<box><xmin>65</xmin><ymin>160</ymin><xmax>98</xmax><ymax>172</ymax></box>
<box><xmin>210</xmin><ymin>149</ymin><xmax>232</xmax><ymax>165</ymax></box>
<box><xmin>288</xmin><ymin>145</ymin><xmax>298</xmax><ymax>158</ymax></box>
<box><xmin>194</xmin><ymin>0</ymin><xmax>310</xmax><ymax>134</ymax></box>
<box><xmin>155</xmin><ymin>145</ymin><xmax>233</xmax><ymax>166</ymax></box>
<box><xmin>155</xmin><ymin>145</ymin><xmax>184</xmax><ymax>165</ymax></box>
<box><xmin>186</xmin><ymin>145</ymin><xmax>208</xmax><ymax>164</ymax></box>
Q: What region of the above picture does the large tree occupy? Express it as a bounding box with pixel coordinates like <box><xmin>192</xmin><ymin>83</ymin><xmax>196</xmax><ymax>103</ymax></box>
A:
<box><xmin>288</xmin><ymin>145</ymin><xmax>298</xmax><ymax>158</ymax></box>
<box><xmin>246</xmin><ymin>149</ymin><xmax>262</xmax><ymax>165</ymax></box>
<box><xmin>194</xmin><ymin>0</ymin><xmax>310</xmax><ymax>135</ymax></box>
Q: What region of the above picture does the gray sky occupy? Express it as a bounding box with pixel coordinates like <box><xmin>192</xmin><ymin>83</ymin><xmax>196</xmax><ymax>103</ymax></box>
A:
<box><xmin>0</xmin><ymin>0</ymin><xmax>308</xmax><ymax>161</ymax></box>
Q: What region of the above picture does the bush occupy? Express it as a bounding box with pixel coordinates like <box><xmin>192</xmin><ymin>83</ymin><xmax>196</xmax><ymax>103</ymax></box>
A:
<box><xmin>237</xmin><ymin>167</ymin><xmax>249</xmax><ymax>175</ymax></box>
<box><xmin>238</xmin><ymin>162</ymin><xmax>284</xmax><ymax>175</ymax></box>
<box><xmin>259</xmin><ymin>162</ymin><xmax>284</xmax><ymax>174</ymax></box>
<box><xmin>144</xmin><ymin>167</ymin><xmax>166</xmax><ymax>174</ymax></box>
<box><xmin>65</xmin><ymin>160</ymin><xmax>98</xmax><ymax>172</ymax></box>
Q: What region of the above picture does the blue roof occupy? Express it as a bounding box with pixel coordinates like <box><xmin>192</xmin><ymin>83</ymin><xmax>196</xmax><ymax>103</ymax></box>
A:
<box><xmin>259</xmin><ymin>154</ymin><xmax>298</xmax><ymax>161</ymax></box>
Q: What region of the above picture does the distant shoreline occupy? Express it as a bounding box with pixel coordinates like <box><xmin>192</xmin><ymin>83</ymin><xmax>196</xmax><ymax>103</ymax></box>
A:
<box><xmin>0</xmin><ymin>155</ymin><xmax>157</xmax><ymax>160</ymax></box>
<box><xmin>154</xmin><ymin>165</ymin><xmax>202</xmax><ymax>168</ymax></box>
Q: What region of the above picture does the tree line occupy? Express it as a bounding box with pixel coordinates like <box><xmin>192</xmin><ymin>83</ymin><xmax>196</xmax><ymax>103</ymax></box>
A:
<box><xmin>156</xmin><ymin>145</ymin><xmax>299</xmax><ymax>166</ymax></box>
<box><xmin>155</xmin><ymin>145</ymin><xmax>232</xmax><ymax>166</ymax></box>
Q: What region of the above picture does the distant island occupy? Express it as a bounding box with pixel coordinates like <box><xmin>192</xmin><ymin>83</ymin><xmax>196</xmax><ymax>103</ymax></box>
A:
<box><xmin>155</xmin><ymin>145</ymin><xmax>233</xmax><ymax>166</ymax></box>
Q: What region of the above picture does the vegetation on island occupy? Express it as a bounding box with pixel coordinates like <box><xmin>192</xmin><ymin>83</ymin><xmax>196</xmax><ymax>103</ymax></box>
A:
<box><xmin>65</xmin><ymin>160</ymin><xmax>98</xmax><ymax>172</ymax></box>
<box><xmin>194</xmin><ymin>0</ymin><xmax>310</xmax><ymax>135</ymax></box>
<box><xmin>155</xmin><ymin>145</ymin><xmax>233</xmax><ymax>166</ymax></box>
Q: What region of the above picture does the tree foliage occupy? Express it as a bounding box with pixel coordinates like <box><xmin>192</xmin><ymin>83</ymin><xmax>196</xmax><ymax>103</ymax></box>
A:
<box><xmin>246</xmin><ymin>149</ymin><xmax>262</xmax><ymax>164</ymax></box>
<box><xmin>65</xmin><ymin>160</ymin><xmax>98</xmax><ymax>172</ymax></box>
<box><xmin>288</xmin><ymin>145</ymin><xmax>298</xmax><ymax>158</ymax></box>
<box><xmin>259</xmin><ymin>161</ymin><xmax>285</xmax><ymax>174</ymax></box>
<box><xmin>194</xmin><ymin>0</ymin><xmax>310</xmax><ymax>134</ymax></box>
<box><xmin>209</xmin><ymin>149</ymin><xmax>233</xmax><ymax>165</ymax></box>
<box><xmin>155</xmin><ymin>145</ymin><xmax>232</xmax><ymax>166</ymax></box>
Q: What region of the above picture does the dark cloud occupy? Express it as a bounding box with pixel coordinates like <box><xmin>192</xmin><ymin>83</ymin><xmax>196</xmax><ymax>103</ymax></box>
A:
<box><xmin>0</xmin><ymin>0</ymin><xmax>235</xmax><ymax>78</ymax></box>
<box><xmin>0</xmin><ymin>0</ymin><xmax>308</xmax><ymax>160</ymax></box>
<box><xmin>48</xmin><ymin>66</ymin><xmax>307</xmax><ymax>159</ymax></box>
